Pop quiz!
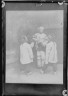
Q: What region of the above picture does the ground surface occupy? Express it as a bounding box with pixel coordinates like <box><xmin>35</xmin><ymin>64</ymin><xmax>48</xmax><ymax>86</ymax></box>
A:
<box><xmin>6</xmin><ymin>62</ymin><xmax>63</xmax><ymax>84</ymax></box>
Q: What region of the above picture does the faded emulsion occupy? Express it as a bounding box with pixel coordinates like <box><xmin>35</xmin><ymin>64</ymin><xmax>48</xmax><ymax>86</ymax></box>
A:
<box><xmin>6</xmin><ymin>10</ymin><xmax>63</xmax><ymax>84</ymax></box>
<box><xmin>2</xmin><ymin>2</ymin><xmax>67</xmax><ymax>96</ymax></box>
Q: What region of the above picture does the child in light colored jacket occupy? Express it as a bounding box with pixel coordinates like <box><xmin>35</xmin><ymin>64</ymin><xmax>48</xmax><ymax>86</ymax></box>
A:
<box><xmin>20</xmin><ymin>36</ymin><xmax>34</xmax><ymax>74</ymax></box>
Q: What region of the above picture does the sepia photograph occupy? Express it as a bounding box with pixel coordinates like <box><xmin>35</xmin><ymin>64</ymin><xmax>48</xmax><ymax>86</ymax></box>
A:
<box><xmin>6</xmin><ymin>10</ymin><xmax>63</xmax><ymax>84</ymax></box>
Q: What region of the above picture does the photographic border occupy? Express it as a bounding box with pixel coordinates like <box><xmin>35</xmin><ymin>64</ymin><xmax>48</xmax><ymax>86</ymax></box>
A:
<box><xmin>2</xmin><ymin>2</ymin><xmax>67</xmax><ymax>96</ymax></box>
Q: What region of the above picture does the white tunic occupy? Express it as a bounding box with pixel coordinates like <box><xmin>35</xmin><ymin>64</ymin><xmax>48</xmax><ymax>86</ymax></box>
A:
<box><xmin>20</xmin><ymin>43</ymin><xmax>33</xmax><ymax>64</ymax></box>
<box><xmin>45</xmin><ymin>41</ymin><xmax>58</xmax><ymax>64</ymax></box>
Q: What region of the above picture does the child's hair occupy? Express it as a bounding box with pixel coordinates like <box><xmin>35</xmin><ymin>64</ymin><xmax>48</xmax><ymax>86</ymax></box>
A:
<box><xmin>48</xmin><ymin>35</ymin><xmax>52</xmax><ymax>41</ymax></box>
<box><xmin>21</xmin><ymin>36</ymin><xmax>28</xmax><ymax>43</ymax></box>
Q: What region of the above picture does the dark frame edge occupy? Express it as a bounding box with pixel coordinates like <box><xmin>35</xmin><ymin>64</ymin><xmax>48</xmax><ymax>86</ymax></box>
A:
<box><xmin>2</xmin><ymin>0</ymin><xmax>68</xmax><ymax>3</ymax></box>
<box><xmin>2</xmin><ymin>2</ymin><xmax>67</xmax><ymax>96</ymax></box>
<box><xmin>2</xmin><ymin>1</ymin><xmax>6</xmax><ymax>95</ymax></box>
<box><xmin>63</xmin><ymin>2</ymin><xmax>67</xmax><ymax>90</ymax></box>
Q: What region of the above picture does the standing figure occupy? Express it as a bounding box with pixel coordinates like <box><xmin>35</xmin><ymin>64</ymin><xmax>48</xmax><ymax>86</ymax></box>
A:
<box><xmin>45</xmin><ymin>35</ymin><xmax>58</xmax><ymax>64</ymax></box>
<box><xmin>44</xmin><ymin>35</ymin><xmax>58</xmax><ymax>73</ymax></box>
<box><xmin>33</xmin><ymin>26</ymin><xmax>48</xmax><ymax>71</ymax></box>
<box><xmin>20</xmin><ymin>36</ymin><xmax>34</xmax><ymax>73</ymax></box>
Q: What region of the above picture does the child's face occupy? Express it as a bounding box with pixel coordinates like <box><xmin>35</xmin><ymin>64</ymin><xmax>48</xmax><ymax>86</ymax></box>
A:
<box><xmin>40</xmin><ymin>29</ymin><xmax>44</xmax><ymax>33</ymax></box>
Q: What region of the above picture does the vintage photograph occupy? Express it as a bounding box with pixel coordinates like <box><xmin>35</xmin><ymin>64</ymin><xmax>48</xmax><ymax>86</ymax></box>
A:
<box><xmin>6</xmin><ymin>10</ymin><xmax>63</xmax><ymax>84</ymax></box>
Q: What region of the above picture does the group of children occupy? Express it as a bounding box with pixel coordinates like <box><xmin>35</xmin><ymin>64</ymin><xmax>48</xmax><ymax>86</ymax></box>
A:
<box><xmin>20</xmin><ymin>26</ymin><xmax>58</xmax><ymax>74</ymax></box>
